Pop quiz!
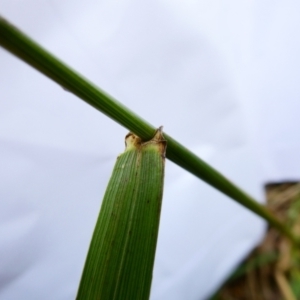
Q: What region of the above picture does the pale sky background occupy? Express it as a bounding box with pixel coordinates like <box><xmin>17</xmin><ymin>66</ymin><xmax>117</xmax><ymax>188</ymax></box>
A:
<box><xmin>1</xmin><ymin>1</ymin><xmax>300</xmax><ymax>299</ymax></box>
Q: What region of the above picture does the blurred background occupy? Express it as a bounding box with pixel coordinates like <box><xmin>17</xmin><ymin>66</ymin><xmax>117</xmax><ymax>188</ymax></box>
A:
<box><xmin>1</xmin><ymin>1</ymin><xmax>300</xmax><ymax>299</ymax></box>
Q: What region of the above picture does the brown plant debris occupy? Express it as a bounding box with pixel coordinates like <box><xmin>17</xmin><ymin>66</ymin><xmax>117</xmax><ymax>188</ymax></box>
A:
<box><xmin>211</xmin><ymin>182</ymin><xmax>300</xmax><ymax>300</ymax></box>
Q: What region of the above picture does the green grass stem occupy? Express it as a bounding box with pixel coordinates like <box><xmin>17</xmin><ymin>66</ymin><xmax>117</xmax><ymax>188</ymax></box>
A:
<box><xmin>0</xmin><ymin>16</ymin><xmax>298</xmax><ymax>246</ymax></box>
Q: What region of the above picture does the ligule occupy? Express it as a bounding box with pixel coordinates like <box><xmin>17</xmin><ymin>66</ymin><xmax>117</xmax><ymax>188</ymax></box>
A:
<box><xmin>76</xmin><ymin>127</ymin><xmax>166</xmax><ymax>300</ymax></box>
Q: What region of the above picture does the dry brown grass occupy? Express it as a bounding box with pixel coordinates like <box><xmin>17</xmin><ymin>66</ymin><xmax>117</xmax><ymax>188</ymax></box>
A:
<box><xmin>211</xmin><ymin>183</ymin><xmax>300</xmax><ymax>300</ymax></box>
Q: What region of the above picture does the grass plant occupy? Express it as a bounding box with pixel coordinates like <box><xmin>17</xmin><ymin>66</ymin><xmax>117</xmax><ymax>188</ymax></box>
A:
<box><xmin>0</xmin><ymin>16</ymin><xmax>299</xmax><ymax>299</ymax></box>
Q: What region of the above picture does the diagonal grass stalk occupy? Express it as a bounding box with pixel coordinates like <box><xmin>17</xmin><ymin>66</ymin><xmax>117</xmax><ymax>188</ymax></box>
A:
<box><xmin>0</xmin><ymin>16</ymin><xmax>299</xmax><ymax>246</ymax></box>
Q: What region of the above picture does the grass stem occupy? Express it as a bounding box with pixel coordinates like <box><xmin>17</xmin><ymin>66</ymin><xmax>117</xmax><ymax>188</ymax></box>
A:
<box><xmin>0</xmin><ymin>16</ymin><xmax>298</xmax><ymax>246</ymax></box>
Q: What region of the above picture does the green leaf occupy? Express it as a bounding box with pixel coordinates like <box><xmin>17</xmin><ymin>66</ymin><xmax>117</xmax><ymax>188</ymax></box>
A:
<box><xmin>76</xmin><ymin>128</ymin><xmax>166</xmax><ymax>300</ymax></box>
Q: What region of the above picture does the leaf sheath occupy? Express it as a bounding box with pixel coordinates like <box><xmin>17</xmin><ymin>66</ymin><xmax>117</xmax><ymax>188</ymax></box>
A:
<box><xmin>76</xmin><ymin>129</ymin><xmax>166</xmax><ymax>299</ymax></box>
